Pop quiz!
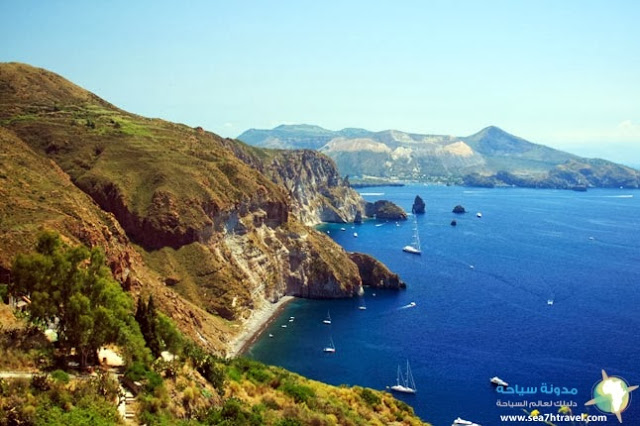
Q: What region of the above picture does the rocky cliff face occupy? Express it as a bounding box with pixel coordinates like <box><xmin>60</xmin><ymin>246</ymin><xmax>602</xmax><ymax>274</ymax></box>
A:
<box><xmin>0</xmin><ymin>126</ymin><xmax>233</xmax><ymax>355</ymax></box>
<box><xmin>0</xmin><ymin>64</ymin><xmax>379</xmax><ymax>355</ymax></box>
<box><xmin>218</xmin><ymin>140</ymin><xmax>365</xmax><ymax>225</ymax></box>
<box><xmin>348</xmin><ymin>252</ymin><xmax>406</xmax><ymax>289</ymax></box>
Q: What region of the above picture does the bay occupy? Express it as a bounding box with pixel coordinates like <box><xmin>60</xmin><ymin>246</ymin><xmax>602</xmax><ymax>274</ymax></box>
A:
<box><xmin>247</xmin><ymin>185</ymin><xmax>640</xmax><ymax>425</ymax></box>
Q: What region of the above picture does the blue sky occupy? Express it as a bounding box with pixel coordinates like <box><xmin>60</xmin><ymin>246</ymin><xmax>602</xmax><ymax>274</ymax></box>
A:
<box><xmin>1</xmin><ymin>0</ymin><xmax>639</xmax><ymax>165</ymax></box>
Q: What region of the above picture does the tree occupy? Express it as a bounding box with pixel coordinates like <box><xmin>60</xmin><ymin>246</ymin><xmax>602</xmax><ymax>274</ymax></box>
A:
<box><xmin>135</xmin><ymin>295</ymin><xmax>161</xmax><ymax>357</ymax></box>
<box><xmin>10</xmin><ymin>231</ymin><xmax>148</xmax><ymax>367</ymax></box>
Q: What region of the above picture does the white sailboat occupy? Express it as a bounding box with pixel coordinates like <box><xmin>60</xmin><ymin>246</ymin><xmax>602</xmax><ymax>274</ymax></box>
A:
<box><xmin>323</xmin><ymin>310</ymin><xmax>332</xmax><ymax>325</ymax></box>
<box><xmin>323</xmin><ymin>336</ymin><xmax>336</xmax><ymax>353</ymax></box>
<box><xmin>389</xmin><ymin>360</ymin><xmax>417</xmax><ymax>394</ymax></box>
<box><xmin>403</xmin><ymin>216</ymin><xmax>422</xmax><ymax>255</ymax></box>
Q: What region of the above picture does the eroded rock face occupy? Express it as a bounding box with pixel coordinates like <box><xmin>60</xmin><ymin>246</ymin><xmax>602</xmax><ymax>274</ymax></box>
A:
<box><xmin>365</xmin><ymin>200</ymin><xmax>407</xmax><ymax>220</ymax></box>
<box><xmin>412</xmin><ymin>195</ymin><xmax>426</xmax><ymax>214</ymax></box>
<box><xmin>348</xmin><ymin>252</ymin><xmax>406</xmax><ymax>289</ymax></box>
<box><xmin>453</xmin><ymin>205</ymin><xmax>466</xmax><ymax>214</ymax></box>
<box><xmin>0</xmin><ymin>64</ymin><xmax>387</xmax><ymax>355</ymax></box>
<box><xmin>260</xmin><ymin>150</ymin><xmax>365</xmax><ymax>225</ymax></box>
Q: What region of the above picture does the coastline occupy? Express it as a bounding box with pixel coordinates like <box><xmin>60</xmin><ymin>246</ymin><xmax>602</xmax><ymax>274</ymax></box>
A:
<box><xmin>227</xmin><ymin>295</ymin><xmax>295</xmax><ymax>358</ymax></box>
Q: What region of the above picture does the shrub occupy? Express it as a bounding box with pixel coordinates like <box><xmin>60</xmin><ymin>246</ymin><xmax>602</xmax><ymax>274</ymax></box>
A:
<box><xmin>197</xmin><ymin>355</ymin><xmax>225</xmax><ymax>394</ymax></box>
<box><xmin>227</xmin><ymin>366</ymin><xmax>242</xmax><ymax>382</ymax></box>
<box><xmin>145</xmin><ymin>370</ymin><xmax>164</xmax><ymax>393</ymax></box>
<box><xmin>280</xmin><ymin>381</ymin><xmax>316</xmax><ymax>404</ymax></box>
<box><xmin>125</xmin><ymin>360</ymin><xmax>148</xmax><ymax>381</ymax></box>
<box><xmin>360</xmin><ymin>388</ymin><xmax>381</xmax><ymax>406</ymax></box>
<box><xmin>261</xmin><ymin>396</ymin><xmax>280</xmax><ymax>410</ymax></box>
<box><xmin>247</xmin><ymin>366</ymin><xmax>270</xmax><ymax>383</ymax></box>
<box><xmin>30</xmin><ymin>373</ymin><xmax>50</xmax><ymax>392</ymax></box>
<box><xmin>50</xmin><ymin>369</ymin><xmax>70</xmax><ymax>384</ymax></box>
<box><xmin>276</xmin><ymin>418</ymin><xmax>304</xmax><ymax>426</ymax></box>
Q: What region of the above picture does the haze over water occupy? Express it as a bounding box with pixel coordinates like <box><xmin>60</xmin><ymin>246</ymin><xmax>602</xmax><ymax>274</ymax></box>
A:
<box><xmin>248</xmin><ymin>185</ymin><xmax>640</xmax><ymax>425</ymax></box>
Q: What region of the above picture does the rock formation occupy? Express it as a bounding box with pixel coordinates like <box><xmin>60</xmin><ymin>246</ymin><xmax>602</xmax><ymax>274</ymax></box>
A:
<box><xmin>365</xmin><ymin>200</ymin><xmax>407</xmax><ymax>220</ymax></box>
<box><xmin>348</xmin><ymin>253</ymin><xmax>406</xmax><ymax>289</ymax></box>
<box><xmin>452</xmin><ymin>205</ymin><xmax>466</xmax><ymax>214</ymax></box>
<box><xmin>412</xmin><ymin>195</ymin><xmax>426</xmax><ymax>214</ymax></box>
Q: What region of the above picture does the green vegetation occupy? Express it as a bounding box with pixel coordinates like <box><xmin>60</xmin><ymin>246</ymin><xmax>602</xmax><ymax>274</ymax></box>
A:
<box><xmin>0</xmin><ymin>371</ymin><xmax>121</xmax><ymax>425</ymax></box>
<box><xmin>10</xmin><ymin>231</ymin><xmax>149</xmax><ymax>367</ymax></box>
<box><xmin>0</xmin><ymin>63</ymin><xmax>429</xmax><ymax>425</ymax></box>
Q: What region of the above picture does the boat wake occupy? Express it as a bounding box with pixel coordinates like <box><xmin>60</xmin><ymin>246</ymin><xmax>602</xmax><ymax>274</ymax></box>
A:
<box><xmin>398</xmin><ymin>302</ymin><xmax>417</xmax><ymax>309</ymax></box>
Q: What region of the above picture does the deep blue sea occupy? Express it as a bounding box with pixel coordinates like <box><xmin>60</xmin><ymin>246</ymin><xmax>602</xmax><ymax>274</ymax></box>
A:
<box><xmin>247</xmin><ymin>186</ymin><xmax>640</xmax><ymax>425</ymax></box>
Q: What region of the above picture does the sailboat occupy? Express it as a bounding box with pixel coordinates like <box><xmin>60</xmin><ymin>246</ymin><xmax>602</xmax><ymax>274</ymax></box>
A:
<box><xmin>323</xmin><ymin>336</ymin><xmax>336</xmax><ymax>353</ymax></box>
<box><xmin>403</xmin><ymin>215</ymin><xmax>422</xmax><ymax>255</ymax></box>
<box><xmin>323</xmin><ymin>310</ymin><xmax>332</xmax><ymax>325</ymax></box>
<box><xmin>389</xmin><ymin>360</ymin><xmax>417</xmax><ymax>394</ymax></box>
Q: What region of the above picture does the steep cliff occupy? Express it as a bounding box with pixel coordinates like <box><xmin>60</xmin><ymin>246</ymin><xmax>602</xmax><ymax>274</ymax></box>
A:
<box><xmin>348</xmin><ymin>253</ymin><xmax>406</xmax><ymax>289</ymax></box>
<box><xmin>0</xmin><ymin>126</ymin><xmax>234</xmax><ymax>354</ymax></box>
<box><xmin>0</xmin><ymin>63</ymin><xmax>369</xmax><ymax>355</ymax></box>
<box><xmin>217</xmin><ymin>140</ymin><xmax>365</xmax><ymax>225</ymax></box>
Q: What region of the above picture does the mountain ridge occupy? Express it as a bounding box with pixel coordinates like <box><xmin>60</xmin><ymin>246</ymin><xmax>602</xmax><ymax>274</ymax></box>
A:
<box><xmin>238</xmin><ymin>124</ymin><xmax>640</xmax><ymax>188</ymax></box>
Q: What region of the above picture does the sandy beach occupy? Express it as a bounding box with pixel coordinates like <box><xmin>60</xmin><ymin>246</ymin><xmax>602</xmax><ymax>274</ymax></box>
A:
<box><xmin>227</xmin><ymin>295</ymin><xmax>295</xmax><ymax>358</ymax></box>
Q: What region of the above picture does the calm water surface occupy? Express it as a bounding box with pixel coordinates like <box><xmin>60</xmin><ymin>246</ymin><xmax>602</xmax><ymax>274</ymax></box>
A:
<box><xmin>248</xmin><ymin>186</ymin><xmax>640</xmax><ymax>425</ymax></box>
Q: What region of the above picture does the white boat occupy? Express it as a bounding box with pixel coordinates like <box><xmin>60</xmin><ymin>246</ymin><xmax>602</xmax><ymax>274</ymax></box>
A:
<box><xmin>408</xmin><ymin>302</ymin><xmax>416</xmax><ymax>307</ymax></box>
<box><xmin>340</xmin><ymin>227</ymin><xmax>346</xmax><ymax>231</ymax></box>
<box><xmin>547</xmin><ymin>299</ymin><xmax>554</xmax><ymax>305</ymax></box>
<box><xmin>353</xmin><ymin>232</ymin><xmax>358</xmax><ymax>237</ymax></box>
<box><xmin>323</xmin><ymin>336</ymin><xmax>336</xmax><ymax>353</ymax></box>
<box><xmin>268</xmin><ymin>333</ymin><xmax>274</xmax><ymax>338</ymax></box>
<box><xmin>476</xmin><ymin>212</ymin><xmax>482</xmax><ymax>218</ymax></box>
<box><xmin>490</xmin><ymin>376</ymin><xmax>508</xmax><ymax>387</ymax></box>
<box><xmin>389</xmin><ymin>360</ymin><xmax>417</xmax><ymax>394</ymax></box>
<box><xmin>452</xmin><ymin>417</ymin><xmax>482</xmax><ymax>426</ymax></box>
<box><xmin>403</xmin><ymin>215</ymin><xmax>422</xmax><ymax>255</ymax></box>
<box><xmin>375</xmin><ymin>223</ymin><xmax>385</xmax><ymax>227</ymax></box>
<box><xmin>323</xmin><ymin>310</ymin><xmax>332</xmax><ymax>325</ymax></box>
<box><xmin>358</xmin><ymin>298</ymin><xmax>366</xmax><ymax>310</ymax></box>
<box><xmin>281</xmin><ymin>324</ymin><xmax>288</xmax><ymax>328</ymax></box>
<box><xmin>288</xmin><ymin>318</ymin><xmax>294</xmax><ymax>322</ymax></box>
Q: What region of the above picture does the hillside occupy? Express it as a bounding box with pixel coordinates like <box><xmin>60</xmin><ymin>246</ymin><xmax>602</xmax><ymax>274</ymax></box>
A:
<box><xmin>238</xmin><ymin>124</ymin><xmax>640</xmax><ymax>188</ymax></box>
<box><xmin>0</xmin><ymin>63</ymin><xmax>388</xmax><ymax>353</ymax></box>
<box><xmin>0</xmin><ymin>61</ymin><xmax>428</xmax><ymax>423</ymax></box>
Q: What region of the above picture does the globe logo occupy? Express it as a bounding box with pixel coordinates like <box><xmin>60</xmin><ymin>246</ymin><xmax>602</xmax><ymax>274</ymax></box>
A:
<box><xmin>585</xmin><ymin>370</ymin><xmax>638</xmax><ymax>423</ymax></box>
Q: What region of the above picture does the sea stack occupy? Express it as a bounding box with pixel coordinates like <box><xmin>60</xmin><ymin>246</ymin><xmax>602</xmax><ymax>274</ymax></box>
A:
<box><xmin>412</xmin><ymin>195</ymin><xmax>426</xmax><ymax>214</ymax></box>
<box><xmin>452</xmin><ymin>205</ymin><xmax>466</xmax><ymax>214</ymax></box>
<box><xmin>354</xmin><ymin>210</ymin><xmax>363</xmax><ymax>224</ymax></box>
<box><xmin>365</xmin><ymin>200</ymin><xmax>408</xmax><ymax>220</ymax></box>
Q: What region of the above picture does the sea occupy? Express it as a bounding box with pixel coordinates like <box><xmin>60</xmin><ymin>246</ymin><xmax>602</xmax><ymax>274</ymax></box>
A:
<box><xmin>246</xmin><ymin>185</ymin><xmax>640</xmax><ymax>425</ymax></box>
